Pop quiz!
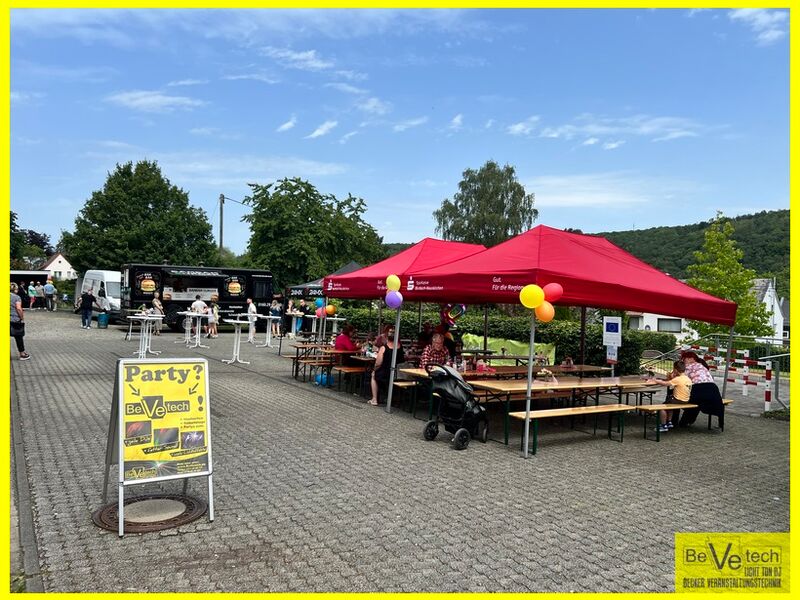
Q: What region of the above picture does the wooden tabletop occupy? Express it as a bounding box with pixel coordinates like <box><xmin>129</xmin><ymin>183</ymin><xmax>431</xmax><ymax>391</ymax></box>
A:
<box><xmin>470</xmin><ymin>377</ymin><xmax>660</xmax><ymax>394</ymax></box>
<box><xmin>321</xmin><ymin>348</ymin><xmax>360</xmax><ymax>354</ymax></box>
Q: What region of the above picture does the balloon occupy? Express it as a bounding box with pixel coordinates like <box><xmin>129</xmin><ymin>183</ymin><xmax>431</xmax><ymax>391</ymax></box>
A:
<box><xmin>315</xmin><ymin>298</ymin><xmax>324</xmax><ymax>308</ymax></box>
<box><xmin>519</xmin><ymin>284</ymin><xmax>544</xmax><ymax>309</ymax></box>
<box><xmin>315</xmin><ymin>307</ymin><xmax>324</xmax><ymax>318</ymax></box>
<box><xmin>326</xmin><ymin>304</ymin><xmax>336</xmax><ymax>315</ymax></box>
<box><xmin>385</xmin><ymin>290</ymin><xmax>403</xmax><ymax>309</ymax></box>
<box><xmin>386</xmin><ymin>274</ymin><xmax>401</xmax><ymax>291</ymax></box>
<box><xmin>535</xmin><ymin>300</ymin><xmax>555</xmax><ymax>322</ymax></box>
<box><xmin>440</xmin><ymin>303</ymin><xmax>467</xmax><ymax>326</ymax></box>
<box><xmin>543</xmin><ymin>283</ymin><xmax>563</xmax><ymax>303</ymax></box>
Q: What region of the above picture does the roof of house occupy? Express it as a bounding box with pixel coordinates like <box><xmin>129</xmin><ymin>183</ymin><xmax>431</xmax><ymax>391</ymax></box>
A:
<box><xmin>40</xmin><ymin>252</ymin><xmax>69</xmax><ymax>271</ymax></box>
<box><xmin>751</xmin><ymin>278</ymin><xmax>773</xmax><ymax>303</ymax></box>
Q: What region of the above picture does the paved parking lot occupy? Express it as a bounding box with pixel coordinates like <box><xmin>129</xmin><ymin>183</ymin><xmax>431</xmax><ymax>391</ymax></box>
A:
<box><xmin>10</xmin><ymin>311</ymin><xmax>790</xmax><ymax>592</ymax></box>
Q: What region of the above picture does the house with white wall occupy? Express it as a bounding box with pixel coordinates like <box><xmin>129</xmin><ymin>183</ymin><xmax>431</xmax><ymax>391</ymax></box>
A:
<box><xmin>40</xmin><ymin>252</ymin><xmax>78</xmax><ymax>280</ymax></box>
<box><xmin>627</xmin><ymin>278</ymin><xmax>785</xmax><ymax>342</ymax></box>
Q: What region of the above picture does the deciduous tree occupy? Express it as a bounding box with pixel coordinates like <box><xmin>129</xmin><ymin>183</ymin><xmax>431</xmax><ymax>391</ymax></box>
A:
<box><xmin>687</xmin><ymin>213</ymin><xmax>772</xmax><ymax>337</ymax></box>
<box><xmin>243</xmin><ymin>178</ymin><xmax>384</xmax><ymax>289</ymax></box>
<box><xmin>60</xmin><ymin>160</ymin><xmax>216</xmax><ymax>274</ymax></box>
<box><xmin>433</xmin><ymin>160</ymin><xmax>537</xmax><ymax>246</ymax></box>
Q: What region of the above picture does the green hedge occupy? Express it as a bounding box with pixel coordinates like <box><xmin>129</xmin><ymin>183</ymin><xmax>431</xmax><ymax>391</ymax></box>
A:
<box><xmin>339</xmin><ymin>307</ymin><xmax>677</xmax><ymax>375</ymax></box>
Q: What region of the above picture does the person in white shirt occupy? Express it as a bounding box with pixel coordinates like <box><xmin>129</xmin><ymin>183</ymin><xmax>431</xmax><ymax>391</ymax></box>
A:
<box><xmin>246</xmin><ymin>297</ymin><xmax>258</xmax><ymax>343</ymax></box>
<box><xmin>190</xmin><ymin>295</ymin><xmax>209</xmax><ymax>336</ymax></box>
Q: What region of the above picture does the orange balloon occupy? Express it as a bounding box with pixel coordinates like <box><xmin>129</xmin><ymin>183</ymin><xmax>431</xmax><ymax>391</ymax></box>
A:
<box><xmin>535</xmin><ymin>300</ymin><xmax>555</xmax><ymax>322</ymax></box>
<box><xmin>326</xmin><ymin>304</ymin><xmax>336</xmax><ymax>315</ymax></box>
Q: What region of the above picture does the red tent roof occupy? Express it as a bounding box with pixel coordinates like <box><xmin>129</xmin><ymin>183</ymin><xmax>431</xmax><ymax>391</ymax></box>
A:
<box><xmin>405</xmin><ymin>225</ymin><xmax>737</xmax><ymax>325</ymax></box>
<box><xmin>323</xmin><ymin>238</ymin><xmax>486</xmax><ymax>299</ymax></box>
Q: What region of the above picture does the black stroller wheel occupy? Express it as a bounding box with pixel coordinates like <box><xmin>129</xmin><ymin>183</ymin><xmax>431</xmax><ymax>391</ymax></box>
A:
<box><xmin>423</xmin><ymin>420</ymin><xmax>439</xmax><ymax>441</ymax></box>
<box><xmin>452</xmin><ymin>428</ymin><xmax>470</xmax><ymax>450</ymax></box>
<box><xmin>477</xmin><ymin>418</ymin><xmax>489</xmax><ymax>443</ymax></box>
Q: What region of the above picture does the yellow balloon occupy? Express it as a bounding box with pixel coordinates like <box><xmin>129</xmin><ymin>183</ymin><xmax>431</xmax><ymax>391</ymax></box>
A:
<box><xmin>535</xmin><ymin>300</ymin><xmax>555</xmax><ymax>322</ymax></box>
<box><xmin>386</xmin><ymin>274</ymin><xmax>401</xmax><ymax>291</ymax></box>
<box><xmin>519</xmin><ymin>284</ymin><xmax>544</xmax><ymax>309</ymax></box>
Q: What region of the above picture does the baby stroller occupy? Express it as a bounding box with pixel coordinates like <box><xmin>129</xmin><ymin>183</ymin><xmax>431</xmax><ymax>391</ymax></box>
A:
<box><xmin>423</xmin><ymin>364</ymin><xmax>488</xmax><ymax>450</ymax></box>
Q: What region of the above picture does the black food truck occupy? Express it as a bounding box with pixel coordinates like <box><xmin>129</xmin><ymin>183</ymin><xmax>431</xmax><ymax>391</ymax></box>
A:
<box><xmin>121</xmin><ymin>263</ymin><xmax>273</xmax><ymax>331</ymax></box>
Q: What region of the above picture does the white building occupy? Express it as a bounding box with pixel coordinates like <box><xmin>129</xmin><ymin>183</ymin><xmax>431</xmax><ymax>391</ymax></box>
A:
<box><xmin>39</xmin><ymin>252</ymin><xmax>78</xmax><ymax>280</ymax></box>
<box><xmin>627</xmin><ymin>278</ymin><xmax>785</xmax><ymax>342</ymax></box>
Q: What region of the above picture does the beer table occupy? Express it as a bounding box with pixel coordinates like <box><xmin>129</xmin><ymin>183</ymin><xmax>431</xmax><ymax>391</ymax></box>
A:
<box><xmin>469</xmin><ymin>376</ymin><xmax>661</xmax><ymax>445</ymax></box>
<box><xmin>221</xmin><ymin>318</ymin><xmax>250</xmax><ymax>365</ymax></box>
<box><xmin>126</xmin><ymin>314</ymin><xmax>164</xmax><ymax>359</ymax></box>
<box><xmin>177</xmin><ymin>311</ymin><xmax>211</xmax><ymax>349</ymax></box>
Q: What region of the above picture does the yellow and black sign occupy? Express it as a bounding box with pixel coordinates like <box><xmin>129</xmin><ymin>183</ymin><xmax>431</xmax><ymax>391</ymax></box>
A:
<box><xmin>675</xmin><ymin>532</ymin><xmax>789</xmax><ymax>592</ymax></box>
<box><xmin>115</xmin><ymin>358</ymin><xmax>212</xmax><ymax>484</ymax></box>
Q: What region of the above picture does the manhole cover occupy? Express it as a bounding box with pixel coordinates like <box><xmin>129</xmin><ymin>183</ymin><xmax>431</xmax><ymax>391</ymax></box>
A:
<box><xmin>92</xmin><ymin>493</ymin><xmax>206</xmax><ymax>533</ymax></box>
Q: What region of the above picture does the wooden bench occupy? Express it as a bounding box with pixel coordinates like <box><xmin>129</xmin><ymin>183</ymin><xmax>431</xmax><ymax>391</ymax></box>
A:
<box><xmin>509</xmin><ymin>404</ymin><xmax>636</xmax><ymax>455</ymax></box>
<box><xmin>636</xmin><ymin>403</ymin><xmax>698</xmax><ymax>441</ymax></box>
<box><xmin>332</xmin><ymin>366</ymin><xmax>368</xmax><ymax>393</ymax></box>
<box><xmin>296</xmin><ymin>358</ymin><xmax>333</xmax><ymax>382</ymax></box>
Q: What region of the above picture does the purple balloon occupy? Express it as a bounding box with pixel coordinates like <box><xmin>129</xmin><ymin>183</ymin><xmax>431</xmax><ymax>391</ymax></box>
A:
<box><xmin>385</xmin><ymin>290</ymin><xmax>403</xmax><ymax>309</ymax></box>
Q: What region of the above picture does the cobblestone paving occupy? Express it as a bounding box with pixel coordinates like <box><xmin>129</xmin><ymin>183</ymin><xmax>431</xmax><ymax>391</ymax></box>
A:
<box><xmin>10</xmin><ymin>311</ymin><xmax>790</xmax><ymax>592</ymax></box>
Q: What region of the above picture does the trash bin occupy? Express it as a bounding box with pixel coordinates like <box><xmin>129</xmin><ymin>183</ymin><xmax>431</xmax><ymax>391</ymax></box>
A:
<box><xmin>97</xmin><ymin>312</ymin><xmax>109</xmax><ymax>329</ymax></box>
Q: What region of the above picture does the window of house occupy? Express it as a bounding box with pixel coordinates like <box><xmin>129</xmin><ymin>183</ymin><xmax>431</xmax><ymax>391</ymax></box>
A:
<box><xmin>628</xmin><ymin>316</ymin><xmax>642</xmax><ymax>330</ymax></box>
<box><xmin>657</xmin><ymin>318</ymin><xmax>682</xmax><ymax>333</ymax></box>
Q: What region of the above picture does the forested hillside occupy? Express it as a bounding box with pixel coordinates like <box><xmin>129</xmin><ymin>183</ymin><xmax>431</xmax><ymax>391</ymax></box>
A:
<box><xmin>600</xmin><ymin>210</ymin><xmax>789</xmax><ymax>297</ymax></box>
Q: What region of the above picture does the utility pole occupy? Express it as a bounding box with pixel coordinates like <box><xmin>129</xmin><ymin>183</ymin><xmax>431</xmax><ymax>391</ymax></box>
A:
<box><xmin>218</xmin><ymin>193</ymin><xmax>224</xmax><ymax>253</ymax></box>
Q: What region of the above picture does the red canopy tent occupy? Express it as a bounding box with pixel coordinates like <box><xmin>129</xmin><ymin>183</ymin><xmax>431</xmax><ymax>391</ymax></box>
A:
<box><xmin>405</xmin><ymin>225</ymin><xmax>737</xmax><ymax>325</ymax></box>
<box><xmin>323</xmin><ymin>237</ymin><xmax>486</xmax><ymax>299</ymax></box>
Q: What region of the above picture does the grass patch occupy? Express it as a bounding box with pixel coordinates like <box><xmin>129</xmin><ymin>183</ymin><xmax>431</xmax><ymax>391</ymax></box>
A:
<box><xmin>11</xmin><ymin>572</ymin><xmax>26</xmax><ymax>592</ymax></box>
<box><xmin>763</xmin><ymin>408</ymin><xmax>789</xmax><ymax>421</ymax></box>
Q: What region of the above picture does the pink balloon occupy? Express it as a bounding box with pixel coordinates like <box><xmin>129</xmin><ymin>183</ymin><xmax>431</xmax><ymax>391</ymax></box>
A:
<box><xmin>543</xmin><ymin>282</ymin><xmax>563</xmax><ymax>303</ymax></box>
<box><xmin>315</xmin><ymin>307</ymin><xmax>324</xmax><ymax>318</ymax></box>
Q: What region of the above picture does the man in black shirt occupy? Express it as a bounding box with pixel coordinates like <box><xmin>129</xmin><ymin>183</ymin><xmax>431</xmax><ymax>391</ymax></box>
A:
<box><xmin>79</xmin><ymin>289</ymin><xmax>100</xmax><ymax>329</ymax></box>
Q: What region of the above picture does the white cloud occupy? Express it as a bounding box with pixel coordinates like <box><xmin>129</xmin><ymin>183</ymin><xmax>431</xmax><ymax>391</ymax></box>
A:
<box><xmin>223</xmin><ymin>73</ymin><xmax>278</xmax><ymax>84</ymax></box>
<box><xmin>538</xmin><ymin>113</ymin><xmax>709</xmax><ymax>143</ymax></box>
<box><xmin>485</xmin><ymin>119</ymin><xmax>495</xmax><ymax>129</ymax></box>
<box><xmin>262</xmin><ymin>46</ymin><xmax>333</xmax><ymax>71</ymax></box>
<box><xmin>603</xmin><ymin>140</ymin><xmax>625</xmax><ymax>150</ymax></box>
<box><xmin>168</xmin><ymin>78</ymin><xmax>208</xmax><ymax>86</ymax></box>
<box><xmin>506</xmin><ymin>116</ymin><xmax>540</xmax><ymax>136</ymax></box>
<box><xmin>276</xmin><ymin>116</ymin><xmax>297</xmax><ymax>132</ymax></box>
<box><xmin>339</xmin><ymin>131</ymin><xmax>358</xmax><ymax>144</ymax></box>
<box><xmin>686</xmin><ymin>9</ymin><xmax>710</xmax><ymax>18</ymax></box>
<box><xmin>305</xmin><ymin>120</ymin><xmax>338</xmax><ymax>139</ymax></box>
<box><xmin>10</xmin><ymin>90</ymin><xmax>45</xmax><ymax>105</ymax></box>
<box><xmin>13</xmin><ymin>61</ymin><xmax>116</xmax><ymax>83</ymax></box>
<box><xmin>334</xmin><ymin>69</ymin><xmax>368</xmax><ymax>81</ymax></box>
<box><xmin>582</xmin><ymin>137</ymin><xmax>599</xmax><ymax>146</ymax></box>
<box><xmin>105</xmin><ymin>90</ymin><xmax>206</xmax><ymax>113</ymax></box>
<box><xmin>729</xmin><ymin>9</ymin><xmax>788</xmax><ymax>45</ymax></box>
<box><xmin>97</xmin><ymin>140</ymin><xmax>139</xmax><ymax>149</ymax></box>
<box><xmin>525</xmin><ymin>171</ymin><xmax>698</xmax><ymax>209</ymax></box>
<box><xmin>189</xmin><ymin>127</ymin><xmax>242</xmax><ymax>140</ymax></box>
<box><xmin>325</xmin><ymin>82</ymin><xmax>367</xmax><ymax>94</ymax></box>
<box><xmin>356</xmin><ymin>96</ymin><xmax>392</xmax><ymax>115</ymax></box>
<box><xmin>449</xmin><ymin>113</ymin><xmax>463</xmax><ymax>131</ymax></box>
<box><xmin>393</xmin><ymin>117</ymin><xmax>428</xmax><ymax>132</ymax></box>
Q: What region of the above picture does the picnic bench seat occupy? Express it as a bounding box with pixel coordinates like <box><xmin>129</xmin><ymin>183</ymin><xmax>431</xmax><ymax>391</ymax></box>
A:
<box><xmin>509</xmin><ymin>403</ymin><xmax>636</xmax><ymax>455</ymax></box>
<box><xmin>636</xmin><ymin>398</ymin><xmax>734</xmax><ymax>441</ymax></box>
<box><xmin>332</xmin><ymin>365</ymin><xmax>368</xmax><ymax>393</ymax></box>
<box><xmin>297</xmin><ymin>358</ymin><xmax>334</xmax><ymax>382</ymax></box>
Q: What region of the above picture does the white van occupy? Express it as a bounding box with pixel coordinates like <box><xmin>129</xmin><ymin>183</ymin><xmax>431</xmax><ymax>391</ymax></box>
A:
<box><xmin>80</xmin><ymin>270</ymin><xmax>123</xmax><ymax>321</ymax></box>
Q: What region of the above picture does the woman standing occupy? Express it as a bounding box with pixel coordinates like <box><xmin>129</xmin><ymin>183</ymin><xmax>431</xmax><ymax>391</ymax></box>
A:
<box><xmin>10</xmin><ymin>283</ymin><xmax>30</xmax><ymax>360</ymax></box>
<box><xmin>151</xmin><ymin>291</ymin><xmax>164</xmax><ymax>336</ymax></box>
<box><xmin>269</xmin><ymin>300</ymin><xmax>282</xmax><ymax>337</ymax></box>
<box><xmin>369</xmin><ymin>325</ymin><xmax>404</xmax><ymax>406</ymax></box>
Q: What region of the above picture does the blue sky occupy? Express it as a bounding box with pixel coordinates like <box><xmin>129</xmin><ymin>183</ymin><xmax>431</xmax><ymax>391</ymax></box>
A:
<box><xmin>10</xmin><ymin>8</ymin><xmax>790</xmax><ymax>255</ymax></box>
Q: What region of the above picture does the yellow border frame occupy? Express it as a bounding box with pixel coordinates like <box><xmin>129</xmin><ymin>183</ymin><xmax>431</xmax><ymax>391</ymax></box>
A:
<box><xmin>3</xmin><ymin>1</ymin><xmax>795</xmax><ymax>597</ymax></box>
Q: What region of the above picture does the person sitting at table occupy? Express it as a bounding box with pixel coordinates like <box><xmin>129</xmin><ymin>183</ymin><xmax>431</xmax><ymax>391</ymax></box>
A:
<box><xmin>335</xmin><ymin>324</ymin><xmax>361</xmax><ymax>352</ymax></box>
<box><xmin>416</xmin><ymin>321</ymin><xmax>434</xmax><ymax>352</ymax></box>
<box><xmin>419</xmin><ymin>333</ymin><xmax>450</xmax><ymax>369</ymax></box>
<box><xmin>676</xmin><ymin>350</ymin><xmax>722</xmax><ymax>427</ymax></box>
<box><xmin>369</xmin><ymin>325</ymin><xmax>405</xmax><ymax>406</ymax></box>
<box><xmin>648</xmin><ymin>360</ymin><xmax>692</xmax><ymax>432</ymax></box>
<box><xmin>434</xmin><ymin>324</ymin><xmax>457</xmax><ymax>359</ymax></box>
